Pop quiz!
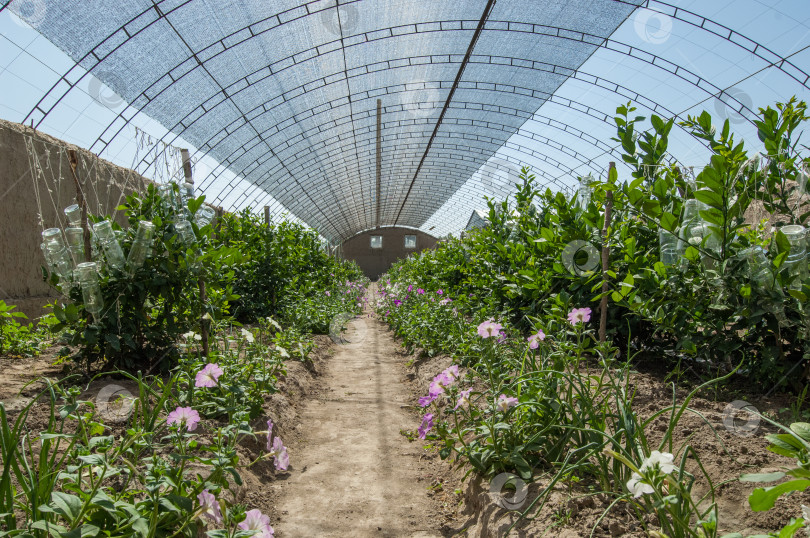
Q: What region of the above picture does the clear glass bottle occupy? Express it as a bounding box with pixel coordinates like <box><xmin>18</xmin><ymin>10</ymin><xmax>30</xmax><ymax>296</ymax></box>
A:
<box><xmin>41</xmin><ymin>228</ymin><xmax>73</xmax><ymax>282</ymax></box>
<box><xmin>74</xmin><ymin>262</ymin><xmax>104</xmax><ymax>320</ymax></box>
<box><xmin>742</xmin><ymin>246</ymin><xmax>786</xmax><ymax>324</ymax></box>
<box><xmin>194</xmin><ymin>206</ymin><xmax>216</xmax><ymax>228</ymax></box>
<box><xmin>658</xmin><ymin>229</ymin><xmax>680</xmax><ymax>266</ymax></box>
<box><xmin>92</xmin><ymin>220</ymin><xmax>126</xmax><ymax>270</ymax></box>
<box><xmin>64</xmin><ymin>204</ymin><xmax>82</xmax><ymax>227</ymax></box>
<box><xmin>781</xmin><ymin>224</ymin><xmax>807</xmax><ymax>289</ymax></box>
<box><xmin>64</xmin><ymin>227</ymin><xmax>85</xmax><ymax>265</ymax></box>
<box><xmin>174</xmin><ymin>220</ymin><xmax>197</xmax><ymax>246</ymax></box>
<box><xmin>676</xmin><ymin>200</ymin><xmax>707</xmax><ymax>271</ymax></box>
<box><xmin>127</xmin><ymin>220</ymin><xmax>155</xmax><ymax>273</ymax></box>
<box><xmin>575</xmin><ymin>174</ymin><xmax>594</xmax><ymax>208</ymax></box>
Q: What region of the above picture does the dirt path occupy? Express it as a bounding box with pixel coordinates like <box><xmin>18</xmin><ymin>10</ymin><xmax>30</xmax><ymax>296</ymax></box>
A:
<box><xmin>275</xmin><ymin>294</ymin><xmax>443</xmax><ymax>537</ymax></box>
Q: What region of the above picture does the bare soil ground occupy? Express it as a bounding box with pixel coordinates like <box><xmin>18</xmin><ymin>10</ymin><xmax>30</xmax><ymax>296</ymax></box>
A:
<box><xmin>2</xmin><ymin>313</ymin><xmax>808</xmax><ymax>537</ymax></box>
<box><xmin>272</xmin><ymin>312</ymin><xmax>448</xmax><ymax>537</ymax></box>
<box><xmin>402</xmin><ymin>350</ymin><xmax>810</xmax><ymax>537</ymax></box>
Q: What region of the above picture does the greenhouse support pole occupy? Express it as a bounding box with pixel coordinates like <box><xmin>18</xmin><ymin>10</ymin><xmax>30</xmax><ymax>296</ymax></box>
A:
<box><xmin>599</xmin><ymin>163</ymin><xmax>615</xmax><ymax>344</ymax></box>
<box><xmin>375</xmin><ymin>98</ymin><xmax>382</xmax><ymax>228</ymax></box>
<box><xmin>67</xmin><ymin>149</ymin><xmax>92</xmax><ymax>262</ymax></box>
<box><xmin>182</xmin><ymin>148</ymin><xmax>209</xmax><ymax>358</ymax></box>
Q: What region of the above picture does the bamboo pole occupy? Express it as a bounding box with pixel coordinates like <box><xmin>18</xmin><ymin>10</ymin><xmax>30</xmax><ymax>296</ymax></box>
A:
<box><xmin>67</xmin><ymin>149</ymin><xmax>92</xmax><ymax>262</ymax></box>
<box><xmin>599</xmin><ymin>163</ymin><xmax>616</xmax><ymax>344</ymax></box>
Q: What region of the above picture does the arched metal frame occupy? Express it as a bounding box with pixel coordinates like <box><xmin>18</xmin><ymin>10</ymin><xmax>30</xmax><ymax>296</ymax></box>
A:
<box><xmin>4</xmin><ymin>0</ymin><xmax>806</xmax><ymax>241</ymax></box>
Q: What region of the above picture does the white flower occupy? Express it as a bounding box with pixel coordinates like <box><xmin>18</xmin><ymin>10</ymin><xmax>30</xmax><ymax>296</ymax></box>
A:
<box><xmin>266</xmin><ymin>317</ymin><xmax>281</xmax><ymax>331</ymax></box>
<box><xmin>627</xmin><ymin>472</ymin><xmax>655</xmax><ymax>498</ymax></box>
<box><xmin>802</xmin><ymin>505</ymin><xmax>809</xmax><ymax>535</ymax></box>
<box><xmin>639</xmin><ymin>450</ymin><xmax>676</xmax><ymax>475</ymax></box>
<box><xmin>202</xmin><ymin>313</ymin><xmax>213</xmax><ymax>321</ymax></box>
<box><xmin>276</xmin><ymin>345</ymin><xmax>290</xmax><ymax>359</ymax></box>
<box><xmin>241</xmin><ymin>328</ymin><xmax>255</xmax><ymax>343</ymax></box>
<box><xmin>182</xmin><ymin>331</ymin><xmax>201</xmax><ymax>342</ymax></box>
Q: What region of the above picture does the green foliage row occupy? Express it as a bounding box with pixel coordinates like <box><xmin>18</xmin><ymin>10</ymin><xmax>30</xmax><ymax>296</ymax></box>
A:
<box><xmin>384</xmin><ymin>98</ymin><xmax>810</xmax><ymax>389</ymax></box>
<box><xmin>41</xmin><ymin>185</ymin><xmax>365</xmax><ymax>372</ymax></box>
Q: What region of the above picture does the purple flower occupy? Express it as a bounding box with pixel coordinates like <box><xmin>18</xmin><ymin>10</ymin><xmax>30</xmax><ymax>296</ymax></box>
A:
<box><xmin>195</xmin><ymin>363</ymin><xmax>223</xmax><ymax>388</ymax></box>
<box><xmin>527</xmin><ymin>330</ymin><xmax>546</xmax><ymax>349</ymax></box>
<box><xmin>197</xmin><ymin>489</ymin><xmax>223</xmax><ymax>525</ymax></box>
<box><xmin>496</xmin><ymin>394</ymin><xmax>519</xmax><ymax>413</ymax></box>
<box><xmin>325</xmin><ymin>291</ymin><xmax>331</xmax><ymax>296</ymax></box>
<box><xmin>477</xmin><ymin>319</ymin><xmax>503</xmax><ymax>338</ymax></box>
<box><xmin>268</xmin><ymin>436</ymin><xmax>289</xmax><ymax>471</ymax></box>
<box><xmin>437</xmin><ymin>289</ymin><xmax>443</xmax><ymax>295</ymax></box>
<box><xmin>435</xmin><ymin>365</ymin><xmax>459</xmax><ymax>386</ymax></box>
<box><xmin>418</xmin><ymin>413</ymin><xmax>434</xmax><ymax>439</ymax></box>
<box><xmin>394</xmin><ymin>299</ymin><xmax>403</xmax><ymax>307</ymax></box>
<box><xmin>496</xmin><ymin>330</ymin><xmax>507</xmax><ymax>344</ymax></box>
<box><xmin>418</xmin><ymin>395</ymin><xmax>435</xmax><ymax>407</ymax></box>
<box><xmin>567</xmin><ymin>307</ymin><xmax>592</xmax><ymax>325</ymax></box>
<box><xmin>238</xmin><ymin>509</ymin><xmax>274</xmax><ymax>538</ymax></box>
<box><xmin>439</xmin><ymin>298</ymin><xmax>451</xmax><ymax>305</ymax></box>
<box><xmin>167</xmin><ymin>406</ymin><xmax>200</xmax><ymax>431</ymax></box>
<box><xmin>455</xmin><ymin>389</ymin><xmax>472</xmax><ymax>410</ymax></box>
<box><xmin>419</xmin><ymin>380</ymin><xmax>446</xmax><ymax>407</ymax></box>
<box><xmin>407</xmin><ymin>284</ymin><xmax>414</xmax><ymax>292</ymax></box>
<box><xmin>417</xmin><ymin>288</ymin><xmax>425</xmax><ymax>295</ymax></box>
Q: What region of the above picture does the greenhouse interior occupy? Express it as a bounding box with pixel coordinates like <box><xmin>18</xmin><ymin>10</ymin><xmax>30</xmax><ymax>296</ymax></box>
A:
<box><xmin>1</xmin><ymin>0</ymin><xmax>810</xmax><ymax>536</ymax></box>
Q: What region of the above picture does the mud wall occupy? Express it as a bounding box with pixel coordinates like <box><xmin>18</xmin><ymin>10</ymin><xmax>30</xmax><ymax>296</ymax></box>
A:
<box><xmin>341</xmin><ymin>227</ymin><xmax>438</xmax><ymax>280</ymax></box>
<box><xmin>0</xmin><ymin>119</ymin><xmax>149</xmax><ymax>320</ymax></box>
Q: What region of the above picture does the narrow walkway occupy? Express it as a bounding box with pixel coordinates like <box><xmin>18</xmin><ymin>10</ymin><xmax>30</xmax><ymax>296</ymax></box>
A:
<box><xmin>275</xmin><ymin>289</ymin><xmax>443</xmax><ymax>537</ymax></box>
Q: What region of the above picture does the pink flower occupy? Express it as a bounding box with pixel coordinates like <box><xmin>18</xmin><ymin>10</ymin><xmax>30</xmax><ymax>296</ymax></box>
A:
<box><xmin>496</xmin><ymin>394</ymin><xmax>519</xmax><ymax>412</ymax></box>
<box><xmin>439</xmin><ymin>298</ymin><xmax>451</xmax><ymax>305</ymax></box>
<box><xmin>167</xmin><ymin>406</ymin><xmax>200</xmax><ymax>431</ymax></box>
<box><xmin>407</xmin><ymin>284</ymin><xmax>414</xmax><ymax>292</ymax></box>
<box><xmin>496</xmin><ymin>330</ymin><xmax>507</xmax><ymax>344</ymax></box>
<box><xmin>419</xmin><ymin>380</ymin><xmax>445</xmax><ymax>407</ymax></box>
<box><xmin>418</xmin><ymin>413</ymin><xmax>434</xmax><ymax>439</ymax></box>
<box><xmin>437</xmin><ymin>289</ymin><xmax>443</xmax><ymax>295</ymax></box>
<box><xmin>477</xmin><ymin>319</ymin><xmax>503</xmax><ymax>338</ymax></box>
<box><xmin>394</xmin><ymin>299</ymin><xmax>402</xmax><ymax>307</ymax></box>
<box><xmin>417</xmin><ymin>288</ymin><xmax>425</xmax><ymax>295</ymax></box>
<box><xmin>197</xmin><ymin>489</ymin><xmax>222</xmax><ymax>525</ymax></box>
<box><xmin>432</xmin><ymin>365</ymin><xmax>460</xmax><ymax>388</ymax></box>
<box><xmin>455</xmin><ymin>389</ymin><xmax>472</xmax><ymax>410</ymax></box>
<box><xmin>238</xmin><ymin>509</ymin><xmax>274</xmax><ymax>537</ymax></box>
<box><xmin>527</xmin><ymin>330</ymin><xmax>546</xmax><ymax>349</ymax></box>
<box><xmin>195</xmin><ymin>363</ymin><xmax>223</xmax><ymax>388</ymax></box>
<box><xmin>325</xmin><ymin>291</ymin><xmax>331</xmax><ymax>296</ymax></box>
<box><xmin>267</xmin><ymin>436</ymin><xmax>289</xmax><ymax>471</ymax></box>
<box><xmin>567</xmin><ymin>307</ymin><xmax>592</xmax><ymax>325</ymax></box>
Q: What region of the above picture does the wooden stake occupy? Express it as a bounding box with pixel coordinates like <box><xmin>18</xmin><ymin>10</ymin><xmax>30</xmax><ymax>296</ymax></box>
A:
<box><xmin>599</xmin><ymin>163</ymin><xmax>615</xmax><ymax>344</ymax></box>
<box><xmin>67</xmin><ymin>149</ymin><xmax>92</xmax><ymax>262</ymax></box>
<box><xmin>181</xmin><ymin>148</ymin><xmax>209</xmax><ymax>357</ymax></box>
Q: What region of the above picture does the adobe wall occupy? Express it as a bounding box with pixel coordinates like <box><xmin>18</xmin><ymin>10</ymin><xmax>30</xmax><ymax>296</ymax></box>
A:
<box><xmin>0</xmin><ymin>119</ymin><xmax>148</xmax><ymax>321</ymax></box>
<box><xmin>341</xmin><ymin>227</ymin><xmax>438</xmax><ymax>280</ymax></box>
